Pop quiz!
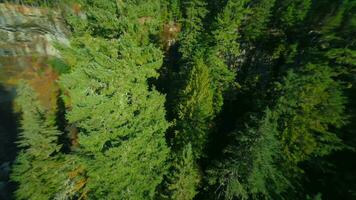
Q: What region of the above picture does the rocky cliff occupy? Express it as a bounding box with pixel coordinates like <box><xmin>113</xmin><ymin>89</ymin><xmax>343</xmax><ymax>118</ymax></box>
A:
<box><xmin>0</xmin><ymin>3</ymin><xmax>69</xmax><ymax>108</ymax></box>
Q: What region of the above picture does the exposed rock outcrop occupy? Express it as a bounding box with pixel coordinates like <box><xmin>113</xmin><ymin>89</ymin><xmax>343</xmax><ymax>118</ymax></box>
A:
<box><xmin>0</xmin><ymin>3</ymin><xmax>69</xmax><ymax>57</ymax></box>
<box><xmin>0</xmin><ymin>3</ymin><xmax>69</xmax><ymax>108</ymax></box>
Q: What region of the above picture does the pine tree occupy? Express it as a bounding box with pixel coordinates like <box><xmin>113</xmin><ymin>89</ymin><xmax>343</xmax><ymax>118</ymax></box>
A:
<box><xmin>242</xmin><ymin>0</ymin><xmax>276</xmax><ymax>41</ymax></box>
<box><xmin>159</xmin><ymin>144</ymin><xmax>200</xmax><ymax>200</ymax></box>
<box><xmin>274</xmin><ymin>0</ymin><xmax>312</xmax><ymax>28</ymax></box>
<box><xmin>174</xmin><ymin>54</ymin><xmax>215</xmax><ymax>158</ymax></box>
<box><xmin>207</xmin><ymin>0</ymin><xmax>250</xmax><ymax>112</ymax></box>
<box><xmin>60</xmin><ymin>0</ymin><xmax>170</xmax><ymax>199</ymax></box>
<box><xmin>11</xmin><ymin>82</ymin><xmax>67</xmax><ymax>200</ymax></box>
<box><xmin>178</xmin><ymin>0</ymin><xmax>208</xmax><ymax>59</ymax></box>
<box><xmin>208</xmin><ymin>109</ymin><xmax>288</xmax><ymax>200</ymax></box>
<box><xmin>275</xmin><ymin>64</ymin><xmax>346</xmax><ymax>168</ymax></box>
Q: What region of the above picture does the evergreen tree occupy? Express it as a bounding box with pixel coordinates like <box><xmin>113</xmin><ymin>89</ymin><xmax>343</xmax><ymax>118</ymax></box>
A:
<box><xmin>158</xmin><ymin>144</ymin><xmax>200</xmax><ymax>200</ymax></box>
<box><xmin>11</xmin><ymin>82</ymin><xmax>67</xmax><ymax>200</ymax></box>
<box><xmin>158</xmin><ymin>1</ymin><xmax>215</xmax><ymax>198</ymax></box>
<box><xmin>274</xmin><ymin>0</ymin><xmax>312</xmax><ymax>28</ymax></box>
<box><xmin>162</xmin><ymin>0</ymin><xmax>182</xmax><ymax>22</ymax></box>
<box><xmin>241</xmin><ymin>0</ymin><xmax>276</xmax><ymax>42</ymax></box>
<box><xmin>211</xmin><ymin>0</ymin><xmax>249</xmax><ymax>66</ymax></box>
<box><xmin>6</xmin><ymin>0</ymin><xmax>355</xmax><ymax>199</ymax></box>
<box><xmin>174</xmin><ymin>54</ymin><xmax>215</xmax><ymax>158</ymax></box>
<box><xmin>275</xmin><ymin>64</ymin><xmax>346</xmax><ymax>169</ymax></box>
<box><xmin>178</xmin><ymin>0</ymin><xmax>208</xmax><ymax>59</ymax></box>
<box><xmin>208</xmin><ymin>110</ymin><xmax>288</xmax><ymax>200</ymax></box>
<box><xmin>60</xmin><ymin>0</ymin><xmax>170</xmax><ymax>199</ymax></box>
<box><xmin>207</xmin><ymin>0</ymin><xmax>250</xmax><ymax>112</ymax></box>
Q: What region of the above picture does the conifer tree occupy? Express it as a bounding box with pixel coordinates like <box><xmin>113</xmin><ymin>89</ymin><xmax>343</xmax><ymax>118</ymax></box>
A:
<box><xmin>275</xmin><ymin>64</ymin><xmax>346</xmax><ymax>169</ymax></box>
<box><xmin>274</xmin><ymin>0</ymin><xmax>312</xmax><ymax>28</ymax></box>
<box><xmin>158</xmin><ymin>144</ymin><xmax>200</xmax><ymax>200</ymax></box>
<box><xmin>242</xmin><ymin>0</ymin><xmax>276</xmax><ymax>41</ymax></box>
<box><xmin>211</xmin><ymin>0</ymin><xmax>249</xmax><ymax>66</ymax></box>
<box><xmin>174</xmin><ymin>55</ymin><xmax>215</xmax><ymax>158</ymax></box>
<box><xmin>6</xmin><ymin>0</ymin><xmax>355</xmax><ymax>199</ymax></box>
<box><xmin>207</xmin><ymin>0</ymin><xmax>250</xmax><ymax>112</ymax></box>
<box><xmin>208</xmin><ymin>110</ymin><xmax>288</xmax><ymax>200</ymax></box>
<box><xmin>179</xmin><ymin>0</ymin><xmax>208</xmax><ymax>59</ymax></box>
<box><xmin>60</xmin><ymin>0</ymin><xmax>170</xmax><ymax>199</ymax></box>
<box><xmin>11</xmin><ymin>82</ymin><xmax>67</xmax><ymax>200</ymax></box>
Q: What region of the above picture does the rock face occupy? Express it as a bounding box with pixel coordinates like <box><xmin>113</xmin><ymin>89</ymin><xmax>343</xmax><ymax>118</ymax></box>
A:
<box><xmin>0</xmin><ymin>3</ymin><xmax>69</xmax><ymax>57</ymax></box>
<box><xmin>0</xmin><ymin>3</ymin><xmax>69</xmax><ymax>89</ymax></box>
<box><xmin>0</xmin><ymin>4</ymin><xmax>70</xmax><ymax>199</ymax></box>
<box><xmin>0</xmin><ymin>3</ymin><xmax>69</xmax><ymax>108</ymax></box>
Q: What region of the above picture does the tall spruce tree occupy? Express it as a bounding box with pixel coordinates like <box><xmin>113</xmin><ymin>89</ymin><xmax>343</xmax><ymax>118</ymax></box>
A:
<box><xmin>206</xmin><ymin>0</ymin><xmax>250</xmax><ymax>112</ymax></box>
<box><xmin>158</xmin><ymin>143</ymin><xmax>200</xmax><ymax>200</ymax></box>
<box><xmin>274</xmin><ymin>0</ymin><xmax>312</xmax><ymax>28</ymax></box>
<box><xmin>300</xmin><ymin>1</ymin><xmax>356</xmax><ymax>197</ymax></box>
<box><xmin>178</xmin><ymin>0</ymin><xmax>208</xmax><ymax>59</ymax></box>
<box><xmin>174</xmin><ymin>55</ymin><xmax>215</xmax><ymax>157</ymax></box>
<box><xmin>60</xmin><ymin>0</ymin><xmax>170</xmax><ymax>199</ymax></box>
<box><xmin>274</xmin><ymin>64</ymin><xmax>346</xmax><ymax>169</ymax></box>
<box><xmin>158</xmin><ymin>1</ymin><xmax>214</xmax><ymax>198</ymax></box>
<box><xmin>11</xmin><ymin>82</ymin><xmax>67</xmax><ymax>200</ymax></box>
<box><xmin>208</xmin><ymin>110</ymin><xmax>288</xmax><ymax>200</ymax></box>
<box><xmin>241</xmin><ymin>0</ymin><xmax>276</xmax><ymax>42</ymax></box>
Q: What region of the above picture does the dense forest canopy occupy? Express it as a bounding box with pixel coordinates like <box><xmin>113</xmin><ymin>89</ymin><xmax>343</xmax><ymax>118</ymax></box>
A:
<box><xmin>3</xmin><ymin>0</ymin><xmax>355</xmax><ymax>199</ymax></box>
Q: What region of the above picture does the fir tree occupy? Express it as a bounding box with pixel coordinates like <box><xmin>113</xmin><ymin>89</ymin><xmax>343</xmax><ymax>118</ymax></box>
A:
<box><xmin>11</xmin><ymin>82</ymin><xmax>67</xmax><ymax>200</ymax></box>
<box><xmin>208</xmin><ymin>110</ymin><xmax>288</xmax><ymax>200</ymax></box>
<box><xmin>158</xmin><ymin>144</ymin><xmax>200</xmax><ymax>200</ymax></box>
<box><xmin>207</xmin><ymin>0</ymin><xmax>250</xmax><ymax>112</ymax></box>
<box><xmin>242</xmin><ymin>0</ymin><xmax>276</xmax><ymax>41</ymax></box>
<box><xmin>179</xmin><ymin>0</ymin><xmax>208</xmax><ymax>59</ymax></box>
<box><xmin>275</xmin><ymin>64</ymin><xmax>346</xmax><ymax>168</ymax></box>
<box><xmin>212</xmin><ymin>0</ymin><xmax>249</xmax><ymax>65</ymax></box>
<box><xmin>273</xmin><ymin>0</ymin><xmax>312</xmax><ymax>29</ymax></box>
<box><xmin>174</xmin><ymin>54</ymin><xmax>215</xmax><ymax>158</ymax></box>
<box><xmin>60</xmin><ymin>0</ymin><xmax>170</xmax><ymax>199</ymax></box>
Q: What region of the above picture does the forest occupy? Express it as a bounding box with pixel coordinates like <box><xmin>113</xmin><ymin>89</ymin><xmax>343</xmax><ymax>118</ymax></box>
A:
<box><xmin>2</xmin><ymin>0</ymin><xmax>355</xmax><ymax>199</ymax></box>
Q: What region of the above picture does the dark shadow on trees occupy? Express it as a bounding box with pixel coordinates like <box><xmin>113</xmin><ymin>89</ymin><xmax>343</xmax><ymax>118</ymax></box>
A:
<box><xmin>0</xmin><ymin>84</ymin><xmax>20</xmax><ymax>200</ymax></box>
<box><xmin>55</xmin><ymin>91</ymin><xmax>71</xmax><ymax>153</ymax></box>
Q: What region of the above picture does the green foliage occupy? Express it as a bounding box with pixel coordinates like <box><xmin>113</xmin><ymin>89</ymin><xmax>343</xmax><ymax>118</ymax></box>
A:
<box><xmin>162</xmin><ymin>0</ymin><xmax>182</xmax><ymax>21</ymax></box>
<box><xmin>174</xmin><ymin>54</ymin><xmax>214</xmax><ymax>158</ymax></box>
<box><xmin>208</xmin><ymin>110</ymin><xmax>288</xmax><ymax>200</ymax></box>
<box><xmin>274</xmin><ymin>0</ymin><xmax>312</xmax><ymax>28</ymax></box>
<box><xmin>306</xmin><ymin>193</ymin><xmax>322</xmax><ymax>200</ymax></box>
<box><xmin>212</xmin><ymin>0</ymin><xmax>249</xmax><ymax>61</ymax></box>
<box><xmin>59</xmin><ymin>0</ymin><xmax>170</xmax><ymax>199</ymax></box>
<box><xmin>317</xmin><ymin>0</ymin><xmax>356</xmax><ymax>75</ymax></box>
<box><xmin>275</xmin><ymin>64</ymin><xmax>346</xmax><ymax>167</ymax></box>
<box><xmin>11</xmin><ymin>82</ymin><xmax>66</xmax><ymax>200</ymax></box>
<box><xmin>207</xmin><ymin>0</ymin><xmax>250</xmax><ymax>112</ymax></box>
<box><xmin>159</xmin><ymin>144</ymin><xmax>200</xmax><ymax>200</ymax></box>
<box><xmin>49</xmin><ymin>57</ymin><xmax>69</xmax><ymax>74</ymax></box>
<box><xmin>6</xmin><ymin>0</ymin><xmax>355</xmax><ymax>199</ymax></box>
<box><xmin>178</xmin><ymin>0</ymin><xmax>208</xmax><ymax>58</ymax></box>
<box><xmin>242</xmin><ymin>0</ymin><xmax>276</xmax><ymax>41</ymax></box>
<box><xmin>205</xmin><ymin>49</ymin><xmax>235</xmax><ymax>113</ymax></box>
